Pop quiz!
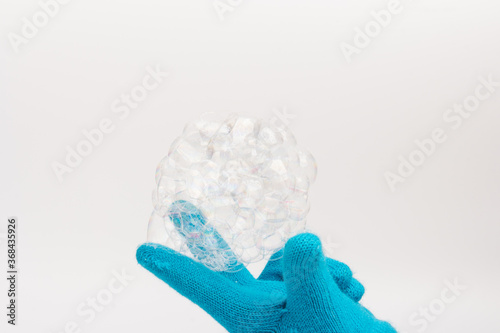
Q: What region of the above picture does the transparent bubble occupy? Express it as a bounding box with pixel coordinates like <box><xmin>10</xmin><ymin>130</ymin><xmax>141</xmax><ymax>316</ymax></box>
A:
<box><xmin>147</xmin><ymin>211</ymin><xmax>167</xmax><ymax>244</ymax></box>
<box><xmin>285</xmin><ymin>193</ymin><xmax>310</xmax><ymax>221</ymax></box>
<box><xmin>147</xmin><ymin>114</ymin><xmax>317</xmax><ymax>271</ymax></box>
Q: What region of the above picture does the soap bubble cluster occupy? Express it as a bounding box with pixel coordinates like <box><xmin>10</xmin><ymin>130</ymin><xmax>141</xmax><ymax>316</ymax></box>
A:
<box><xmin>148</xmin><ymin>113</ymin><xmax>317</xmax><ymax>271</ymax></box>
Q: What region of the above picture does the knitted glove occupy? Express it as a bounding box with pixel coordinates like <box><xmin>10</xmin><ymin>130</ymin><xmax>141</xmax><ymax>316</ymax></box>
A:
<box><xmin>137</xmin><ymin>202</ymin><xmax>396</xmax><ymax>333</ymax></box>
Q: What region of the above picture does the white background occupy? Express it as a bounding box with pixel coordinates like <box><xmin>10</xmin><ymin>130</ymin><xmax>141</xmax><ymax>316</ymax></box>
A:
<box><xmin>1</xmin><ymin>0</ymin><xmax>499</xmax><ymax>332</ymax></box>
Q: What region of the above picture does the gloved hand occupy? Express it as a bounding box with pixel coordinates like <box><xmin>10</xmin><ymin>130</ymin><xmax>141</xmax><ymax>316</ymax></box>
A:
<box><xmin>137</xmin><ymin>202</ymin><xmax>396</xmax><ymax>333</ymax></box>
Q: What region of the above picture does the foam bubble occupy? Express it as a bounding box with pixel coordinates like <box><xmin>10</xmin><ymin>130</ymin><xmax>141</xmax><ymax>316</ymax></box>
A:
<box><xmin>148</xmin><ymin>114</ymin><xmax>316</xmax><ymax>271</ymax></box>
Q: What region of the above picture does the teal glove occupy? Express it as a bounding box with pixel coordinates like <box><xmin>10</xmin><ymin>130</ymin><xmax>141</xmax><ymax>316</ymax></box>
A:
<box><xmin>137</xmin><ymin>202</ymin><xmax>396</xmax><ymax>333</ymax></box>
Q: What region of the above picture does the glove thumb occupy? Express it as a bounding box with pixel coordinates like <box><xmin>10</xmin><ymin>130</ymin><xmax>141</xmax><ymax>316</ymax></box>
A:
<box><xmin>283</xmin><ymin>233</ymin><xmax>342</xmax><ymax>314</ymax></box>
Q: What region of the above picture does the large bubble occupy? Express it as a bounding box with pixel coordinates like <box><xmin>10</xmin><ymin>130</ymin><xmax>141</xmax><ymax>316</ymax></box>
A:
<box><xmin>147</xmin><ymin>113</ymin><xmax>317</xmax><ymax>271</ymax></box>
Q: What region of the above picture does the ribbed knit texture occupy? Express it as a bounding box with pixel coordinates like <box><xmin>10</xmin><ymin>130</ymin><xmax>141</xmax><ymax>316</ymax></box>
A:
<box><xmin>137</xmin><ymin>202</ymin><xmax>397</xmax><ymax>332</ymax></box>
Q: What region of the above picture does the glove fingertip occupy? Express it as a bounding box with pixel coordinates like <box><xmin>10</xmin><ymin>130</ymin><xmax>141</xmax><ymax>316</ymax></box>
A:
<box><xmin>327</xmin><ymin>259</ymin><xmax>353</xmax><ymax>289</ymax></box>
<box><xmin>136</xmin><ymin>243</ymin><xmax>168</xmax><ymax>268</ymax></box>
<box><xmin>284</xmin><ymin>233</ymin><xmax>324</xmax><ymax>267</ymax></box>
<box><xmin>345</xmin><ymin>278</ymin><xmax>365</xmax><ymax>302</ymax></box>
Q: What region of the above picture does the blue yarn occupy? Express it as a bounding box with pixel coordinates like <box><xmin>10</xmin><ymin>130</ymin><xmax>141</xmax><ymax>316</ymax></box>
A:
<box><xmin>137</xmin><ymin>201</ymin><xmax>396</xmax><ymax>332</ymax></box>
